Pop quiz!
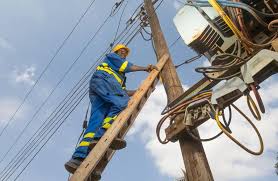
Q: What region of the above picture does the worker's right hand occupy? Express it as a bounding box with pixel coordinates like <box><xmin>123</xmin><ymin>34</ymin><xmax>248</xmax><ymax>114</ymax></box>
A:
<box><xmin>146</xmin><ymin>64</ymin><xmax>158</xmax><ymax>72</ymax></box>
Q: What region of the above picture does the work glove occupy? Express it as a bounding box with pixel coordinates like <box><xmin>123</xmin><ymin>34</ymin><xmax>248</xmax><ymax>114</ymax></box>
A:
<box><xmin>146</xmin><ymin>64</ymin><xmax>158</xmax><ymax>72</ymax></box>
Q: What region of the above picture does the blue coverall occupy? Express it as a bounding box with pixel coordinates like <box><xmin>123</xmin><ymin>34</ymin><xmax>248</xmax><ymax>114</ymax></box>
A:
<box><xmin>72</xmin><ymin>53</ymin><xmax>133</xmax><ymax>159</ymax></box>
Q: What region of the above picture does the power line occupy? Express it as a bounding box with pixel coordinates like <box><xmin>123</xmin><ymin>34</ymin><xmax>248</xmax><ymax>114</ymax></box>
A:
<box><xmin>0</xmin><ymin>3</ymin><xmax>144</xmax><ymax>180</ymax></box>
<box><xmin>0</xmin><ymin>5</ymin><xmax>112</xmax><ymax>166</ymax></box>
<box><xmin>169</xmin><ymin>36</ymin><xmax>181</xmax><ymax>49</ymax></box>
<box><xmin>0</xmin><ymin>0</ymin><xmax>98</xmax><ymax>138</ymax></box>
<box><xmin>0</xmin><ymin>0</ymin><xmax>129</xmax><ymax>175</ymax></box>
<box><xmin>111</xmin><ymin>1</ymin><xmax>129</xmax><ymax>49</ymax></box>
<box><xmin>0</xmin><ymin>0</ymin><xmax>165</xmax><ymax>178</ymax></box>
<box><xmin>175</xmin><ymin>54</ymin><xmax>203</xmax><ymax>68</ymax></box>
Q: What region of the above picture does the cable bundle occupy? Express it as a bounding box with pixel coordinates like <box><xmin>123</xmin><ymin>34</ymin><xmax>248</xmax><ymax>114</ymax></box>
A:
<box><xmin>157</xmin><ymin>89</ymin><xmax>265</xmax><ymax>155</ymax></box>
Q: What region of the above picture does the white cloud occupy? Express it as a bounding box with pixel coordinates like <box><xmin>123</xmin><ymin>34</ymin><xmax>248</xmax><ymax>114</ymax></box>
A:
<box><xmin>14</xmin><ymin>66</ymin><xmax>36</xmax><ymax>85</ymax></box>
<box><xmin>128</xmin><ymin>84</ymin><xmax>185</xmax><ymax>178</ymax></box>
<box><xmin>129</xmin><ymin>78</ymin><xmax>278</xmax><ymax>180</ymax></box>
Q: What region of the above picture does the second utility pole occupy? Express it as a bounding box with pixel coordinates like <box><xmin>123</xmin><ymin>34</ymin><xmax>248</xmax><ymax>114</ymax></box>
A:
<box><xmin>144</xmin><ymin>0</ymin><xmax>214</xmax><ymax>180</ymax></box>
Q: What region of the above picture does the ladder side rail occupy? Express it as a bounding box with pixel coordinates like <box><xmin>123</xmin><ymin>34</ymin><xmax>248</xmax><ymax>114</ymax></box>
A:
<box><xmin>70</xmin><ymin>54</ymin><xmax>169</xmax><ymax>181</ymax></box>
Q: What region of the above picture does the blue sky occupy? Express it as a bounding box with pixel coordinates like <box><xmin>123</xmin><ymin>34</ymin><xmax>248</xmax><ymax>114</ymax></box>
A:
<box><xmin>0</xmin><ymin>0</ymin><xmax>277</xmax><ymax>181</ymax></box>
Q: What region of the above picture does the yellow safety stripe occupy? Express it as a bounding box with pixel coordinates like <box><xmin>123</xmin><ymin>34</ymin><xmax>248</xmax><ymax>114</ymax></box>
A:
<box><xmin>102</xmin><ymin>123</ymin><xmax>112</xmax><ymax>129</ymax></box>
<box><xmin>102</xmin><ymin>63</ymin><xmax>108</xmax><ymax>67</ymax></box>
<box><xmin>208</xmin><ymin>0</ymin><xmax>242</xmax><ymax>38</ymax></box>
<box><xmin>103</xmin><ymin>116</ymin><xmax>117</xmax><ymax>124</ymax></box>
<box><xmin>207</xmin><ymin>0</ymin><xmax>251</xmax><ymax>52</ymax></box>
<box><xmin>103</xmin><ymin>117</ymin><xmax>113</xmax><ymax>124</ymax></box>
<box><xmin>83</xmin><ymin>132</ymin><xmax>95</xmax><ymax>139</ymax></box>
<box><xmin>79</xmin><ymin>141</ymin><xmax>90</xmax><ymax>147</ymax></box>
<box><xmin>96</xmin><ymin>66</ymin><xmax>122</xmax><ymax>85</ymax></box>
<box><xmin>119</xmin><ymin>61</ymin><xmax>128</xmax><ymax>72</ymax></box>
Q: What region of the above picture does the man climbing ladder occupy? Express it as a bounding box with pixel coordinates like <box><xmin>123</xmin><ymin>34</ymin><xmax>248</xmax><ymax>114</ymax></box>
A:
<box><xmin>65</xmin><ymin>44</ymin><xmax>157</xmax><ymax>175</ymax></box>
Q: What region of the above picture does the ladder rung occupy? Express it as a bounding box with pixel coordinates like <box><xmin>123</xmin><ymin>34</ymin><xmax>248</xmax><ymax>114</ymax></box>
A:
<box><xmin>70</xmin><ymin>54</ymin><xmax>169</xmax><ymax>181</ymax></box>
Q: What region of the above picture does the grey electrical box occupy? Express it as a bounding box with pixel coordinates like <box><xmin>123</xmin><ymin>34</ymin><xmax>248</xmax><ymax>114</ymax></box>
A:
<box><xmin>241</xmin><ymin>49</ymin><xmax>278</xmax><ymax>84</ymax></box>
<box><xmin>211</xmin><ymin>77</ymin><xmax>248</xmax><ymax>108</ymax></box>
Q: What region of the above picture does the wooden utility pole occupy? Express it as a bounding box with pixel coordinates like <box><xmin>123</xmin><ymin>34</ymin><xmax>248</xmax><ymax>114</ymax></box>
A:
<box><xmin>144</xmin><ymin>0</ymin><xmax>214</xmax><ymax>180</ymax></box>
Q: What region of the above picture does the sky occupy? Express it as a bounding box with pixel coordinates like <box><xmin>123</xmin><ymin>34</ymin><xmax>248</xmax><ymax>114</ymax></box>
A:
<box><xmin>0</xmin><ymin>0</ymin><xmax>277</xmax><ymax>181</ymax></box>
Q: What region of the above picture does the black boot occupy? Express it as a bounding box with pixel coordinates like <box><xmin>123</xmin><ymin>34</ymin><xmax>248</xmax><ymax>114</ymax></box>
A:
<box><xmin>64</xmin><ymin>157</ymin><xmax>84</xmax><ymax>174</ymax></box>
<box><xmin>88</xmin><ymin>171</ymin><xmax>102</xmax><ymax>181</ymax></box>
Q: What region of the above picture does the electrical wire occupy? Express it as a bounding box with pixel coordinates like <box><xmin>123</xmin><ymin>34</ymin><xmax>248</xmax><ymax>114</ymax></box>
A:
<box><xmin>191</xmin><ymin>0</ymin><xmax>269</xmax><ymax>27</ymax></box>
<box><xmin>185</xmin><ymin>105</ymin><xmax>232</xmax><ymax>142</ymax></box>
<box><xmin>246</xmin><ymin>93</ymin><xmax>261</xmax><ymax>121</ymax></box>
<box><xmin>268</xmin><ymin>19</ymin><xmax>278</xmax><ymax>32</ymax></box>
<box><xmin>250</xmin><ymin>83</ymin><xmax>265</xmax><ymax>113</ymax></box>
<box><xmin>215</xmin><ymin>104</ymin><xmax>264</xmax><ymax>155</ymax></box>
<box><xmin>0</xmin><ymin>2</ymin><xmax>148</xmax><ymax>179</ymax></box>
<box><xmin>0</xmin><ymin>0</ymin><xmax>163</xmax><ymax>178</ymax></box>
<box><xmin>110</xmin><ymin>1</ymin><xmax>129</xmax><ymax>49</ymax></box>
<box><xmin>184</xmin><ymin>0</ymin><xmax>277</xmax><ymax>49</ymax></box>
<box><xmin>156</xmin><ymin>91</ymin><xmax>213</xmax><ymax>144</ymax></box>
<box><xmin>0</xmin><ymin>5</ymin><xmax>112</xmax><ymax>166</ymax></box>
<box><xmin>14</xmin><ymin>89</ymin><xmax>89</xmax><ymax>181</ymax></box>
<box><xmin>175</xmin><ymin>54</ymin><xmax>202</xmax><ymax>68</ymax></box>
<box><xmin>0</xmin><ymin>0</ymin><xmax>98</xmax><ymax>138</ymax></box>
<box><xmin>169</xmin><ymin>36</ymin><xmax>181</xmax><ymax>49</ymax></box>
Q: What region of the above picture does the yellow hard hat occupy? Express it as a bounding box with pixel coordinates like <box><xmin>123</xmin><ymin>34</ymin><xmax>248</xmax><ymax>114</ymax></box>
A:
<box><xmin>112</xmin><ymin>44</ymin><xmax>130</xmax><ymax>56</ymax></box>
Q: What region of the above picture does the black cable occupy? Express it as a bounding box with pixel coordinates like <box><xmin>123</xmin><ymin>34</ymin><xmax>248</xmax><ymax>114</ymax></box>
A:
<box><xmin>0</xmin><ymin>0</ymin><xmax>98</xmax><ymax>138</ymax></box>
<box><xmin>0</xmin><ymin>1</ymin><xmax>161</xmax><ymax>179</ymax></box>
<box><xmin>169</xmin><ymin>36</ymin><xmax>181</xmax><ymax>49</ymax></box>
<box><xmin>175</xmin><ymin>54</ymin><xmax>202</xmax><ymax>68</ymax></box>
<box><xmin>0</xmin><ymin>9</ymin><xmax>111</xmax><ymax>166</ymax></box>
<box><xmin>0</xmin><ymin>49</ymin><xmax>108</xmax><ymax>180</ymax></box>
<box><xmin>1</xmin><ymin>85</ymin><xmax>88</xmax><ymax>180</ymax></box>
<box><xmin>0</xmin><ymin>85</ymin><xmax>89</xmax><ymax>181</ymax></box>
<box><xmin>0</xmin><ymin>2</ymin><xmax>143</xmax><ymax>178</ymax></box>
<box><xmin>110</xmin><ymin>0</ymin><xmax>125</xmax><ymax>17</ymax></box>
<box><xmin>123</xmin><ymin>24</ymin><xmax>142</xmax><ymax>45</ymax></box>
<box><xmin>110</xmin><ymin>1</ymin><xmax>129</xmax><ymax>50</ymax></box>
<box><xmin>13</xmin><ymin>90</ymin><xmax>88</xmax><ymax>181</ymax></box>
<box><xmin>140</xmin><ymin>30</ymin><xmax>152</xmax><ymax>41</ymax></box>
<box><xmin>185</xmin><ymin>105</ymin><xmax>232</xmax><ymax>142</ymax></box>
<box><xmin>0</xmin><ymin>0</ymin><xmax>137</xmax><ymax>168</ymax></box>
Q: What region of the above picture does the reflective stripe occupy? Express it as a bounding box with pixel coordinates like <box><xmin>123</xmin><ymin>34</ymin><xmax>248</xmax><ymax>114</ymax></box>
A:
<box><xmin>103</xmin><ymin>116</ymin><xmax>117</xmax><ymax>124</ymax></box>
<box><xmin>102</xmin><ymin>123</ymin><xmax>112</xmax><ymax>129</ymax></box>
<box><xmin>79</xmin><ymin>141</ymin><xmax>90</xmax><ymax>147</ymax></box>
<box><xmin>84</xmin><ymin>132</ymin><xmax>95</xmax><ymax>139</ymax></box>
<box><xmin>102</xmin><ymin>63</ymin><xmax>108</xmax><ymax>67</ymax></box>
<box><xmin>119</xmin><ymin>61</ymin><xmax>128</xmax><ymax>72</ymax></box>
<box><xmin>96</xmin><ymin>66</ymin><xmax>122</xmax><ymax>85</ymax></box>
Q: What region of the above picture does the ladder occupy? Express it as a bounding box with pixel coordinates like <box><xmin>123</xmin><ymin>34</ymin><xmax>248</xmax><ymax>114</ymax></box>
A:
<box><xmin>70</xmin><ymin>54</ymin><xmax>169</xmax><ymax>181</ymax></box>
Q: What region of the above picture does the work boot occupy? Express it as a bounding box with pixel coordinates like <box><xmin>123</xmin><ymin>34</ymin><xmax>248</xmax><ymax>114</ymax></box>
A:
<box><xmin>110</xmin><ymin>138</ymin><xmax>126</xmax><ymax>150</ymax></box>
<box><xmin>88</xmin><ymin>170</ymin><xmax>102</xmax><ymax>181</ymax></box>
<box><xmin>89</xmin><ymin>138</ymin><xmax>126</xmax><ymax>150</ymax></box>
<box><xmin>64</xmin><ymin>157</ymin><xmax>84</xmax><ymax>174</ymax></box>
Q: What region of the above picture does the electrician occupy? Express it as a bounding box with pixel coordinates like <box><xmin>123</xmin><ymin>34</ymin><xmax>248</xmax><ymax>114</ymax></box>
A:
<box><xmin>65</xmin><ymin>44</ymin><xmax>157</xmax><ymax>175</ymax></box>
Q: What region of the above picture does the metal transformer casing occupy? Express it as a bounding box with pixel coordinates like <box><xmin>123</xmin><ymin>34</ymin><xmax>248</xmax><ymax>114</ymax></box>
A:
<box><xmin>173</xmin><ymin>5</ymin><xmax>238</xmax><ymax>63</ymax></box>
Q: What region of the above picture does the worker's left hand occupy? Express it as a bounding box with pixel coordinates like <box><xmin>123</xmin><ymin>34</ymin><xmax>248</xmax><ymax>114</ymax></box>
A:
<box><xmin>146</xmin><ymin>64</ymin><xmax>158</xmax><ymax>72</ymax></box>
